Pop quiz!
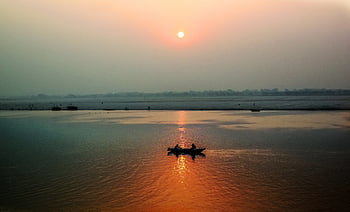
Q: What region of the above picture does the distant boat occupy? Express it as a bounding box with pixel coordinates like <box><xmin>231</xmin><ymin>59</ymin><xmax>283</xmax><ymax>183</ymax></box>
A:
<box><xmin>51</xmin><ymin>106</ymin><xmax>62</xmax><ymax>111</ymax></box>
<box><xmin>66</xmin><ymin>106</ymin><xmax>78</xmax><ymax>110</ymax></box>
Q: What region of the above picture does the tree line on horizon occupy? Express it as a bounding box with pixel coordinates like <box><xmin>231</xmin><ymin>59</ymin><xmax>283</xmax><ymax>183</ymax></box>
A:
<box><xmin>29</xmin><ymin>88</ymin><xmax>350</xmax><ymax>99</ymax></box>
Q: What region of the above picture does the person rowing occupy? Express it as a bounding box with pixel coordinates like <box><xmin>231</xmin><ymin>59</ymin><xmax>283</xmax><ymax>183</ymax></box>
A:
<box><xmin>174</xmin><ymin>144</ymin><xmax>182</xmax><ymax>150</ymax></box>
<box><xmin>191</xmin><ymin>143</ymin><xmax>197</xmax><ymax>149</ymax></box>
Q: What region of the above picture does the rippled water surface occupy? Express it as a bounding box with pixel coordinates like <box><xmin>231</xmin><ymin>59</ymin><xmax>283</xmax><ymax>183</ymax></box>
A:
<box><xmin>1</xmin><ymin>111</ymin><xmax>350</xmax><ymax>211</ymax></box>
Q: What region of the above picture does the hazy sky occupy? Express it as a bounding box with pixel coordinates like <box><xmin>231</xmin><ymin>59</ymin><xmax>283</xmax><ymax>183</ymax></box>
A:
<box><xmin>1</xmin><ymin>0</ymin><xmax>350</xmax><ymax>96</ymax></box>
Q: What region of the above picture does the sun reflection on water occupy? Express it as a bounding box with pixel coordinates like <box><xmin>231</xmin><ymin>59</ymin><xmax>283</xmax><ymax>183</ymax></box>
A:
<box><xmin>177</xmin><ymin>110</ymin><xmax>187</xmax><ymax>148</ymax></box>
<box><xmin>175</xmin><ymin>155</ymin><xmax>187</xmax><ymax>184</ymax></box>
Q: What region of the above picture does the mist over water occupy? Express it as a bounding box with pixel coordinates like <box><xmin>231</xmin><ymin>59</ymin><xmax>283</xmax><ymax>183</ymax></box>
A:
<box><xmin>1</xmin><ymin>111</ymin><xmax>349</xmax><ymax>211</ymax></box>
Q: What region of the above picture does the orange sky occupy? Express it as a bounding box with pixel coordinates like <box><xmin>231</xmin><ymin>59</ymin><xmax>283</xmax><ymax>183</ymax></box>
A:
<box><xmin>1</xmin><ymin>0</ymin><xmax>350</xmax><ymax>95</ymax></box>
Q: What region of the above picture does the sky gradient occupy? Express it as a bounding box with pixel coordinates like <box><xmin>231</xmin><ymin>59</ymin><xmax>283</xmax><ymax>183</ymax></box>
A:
<box><xmin>1</xmin><ymin>0</ymin><xmax>350</xmax><ymax>96</ymax></box>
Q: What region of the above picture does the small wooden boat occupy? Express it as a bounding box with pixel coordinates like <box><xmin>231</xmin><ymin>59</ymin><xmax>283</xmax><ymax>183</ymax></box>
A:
<box><xmin>167</xmin><ymin>147</ymin><xmax>206</xmax><ymax>160</ymax></box>
<box><xmin>51</xmin><ymin>106</ymin><xmax>62</xmax><ymax>111</ymax></box>
<box><xmin>167</xmin><ymin>147</ymin><xmax>206</xmax><ymax>154</ymax></box>
<box><xmin>66</xmin><ymin>106</ymin><xmax>78</xmax><ymax>110</ymax></box>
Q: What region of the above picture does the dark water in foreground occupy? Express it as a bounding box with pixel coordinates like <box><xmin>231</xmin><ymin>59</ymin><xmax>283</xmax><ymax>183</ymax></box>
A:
<box><xmin>0</xmin><ymin>111</ymin><xmax>350</xmax><ymax>211</ymax></box>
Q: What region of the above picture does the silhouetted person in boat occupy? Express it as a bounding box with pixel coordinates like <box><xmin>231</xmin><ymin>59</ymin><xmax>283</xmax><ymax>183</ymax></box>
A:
<box><xmin>191</xmin><ymin>143</ymin><xmax>197</xmax><ymax>149</ymax></box>
<box><xmin>174</xmin><ymin>144</ymin><xmax>181</xmax><ymax>150</ymax></box>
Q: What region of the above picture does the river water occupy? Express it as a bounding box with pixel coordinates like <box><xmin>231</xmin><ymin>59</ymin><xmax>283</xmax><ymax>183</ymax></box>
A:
<box><xmin>0</xmin><ymin>110</ymin><xmax>350</xmax><ymax>211</ymax></box>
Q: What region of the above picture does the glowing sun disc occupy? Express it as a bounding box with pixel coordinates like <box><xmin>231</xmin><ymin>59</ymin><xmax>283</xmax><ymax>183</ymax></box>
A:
<box><xmin>177</xmin><ymin>32</ymin><xmax>185</xmax><ymax>39</ymax></box>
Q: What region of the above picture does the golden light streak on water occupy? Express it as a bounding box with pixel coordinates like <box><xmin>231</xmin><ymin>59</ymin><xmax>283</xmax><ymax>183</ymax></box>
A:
<box><xmin>177</xmin><ymin>111</ymin><xmax>187</xmax><ymax>148</ymax></box>
<box><xmin>175</xmin><ymin>155</ymin><xmax>187</xmax><ymax>184</ymax></box>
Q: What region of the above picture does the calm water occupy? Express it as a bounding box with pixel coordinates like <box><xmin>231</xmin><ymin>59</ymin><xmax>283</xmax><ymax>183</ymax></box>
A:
<box><xmin>0</xmin><ymin>110</ymin><xmax>350</xmax><ymax>211</ymax></box>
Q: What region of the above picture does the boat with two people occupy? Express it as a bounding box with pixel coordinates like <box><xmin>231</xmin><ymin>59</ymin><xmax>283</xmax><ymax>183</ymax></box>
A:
<box><xmin>167</xmin><ymin>143</ymin><xmax>206</xmax><ymax>160</ymax></box>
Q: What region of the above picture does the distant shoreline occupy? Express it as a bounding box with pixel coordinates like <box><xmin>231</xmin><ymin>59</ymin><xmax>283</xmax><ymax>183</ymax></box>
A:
<box><xmin>1</xmin><ymin>95</ymin><xmax>349</xmax><ymax>111</ymax></box>
<box><xmin>2</xmin><ymin>88</ymin><xmax>350</xmax><ymax>99</ymax></box>
<box><xmin>1</xmin><ymin>108</ymin><xmax>350</xmax><ymax>112</ymax></box>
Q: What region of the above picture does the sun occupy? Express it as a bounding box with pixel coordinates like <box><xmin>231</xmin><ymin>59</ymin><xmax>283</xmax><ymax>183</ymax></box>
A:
<box><xmin>177</xmin><ymin>31</ymin><xmax>185</xmax><ymax>39</ymax></box>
